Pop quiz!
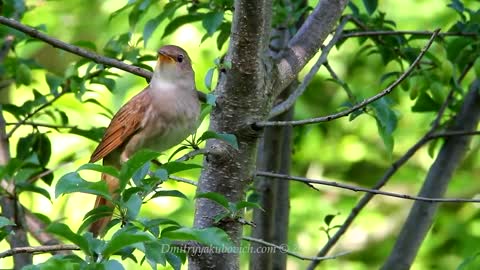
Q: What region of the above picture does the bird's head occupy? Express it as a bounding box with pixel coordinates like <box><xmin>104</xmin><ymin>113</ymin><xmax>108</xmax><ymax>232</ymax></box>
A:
<box><xmin>153</xmin><ymin>45</ymin><xmax>194</xmax><ymax>86</ymax></box>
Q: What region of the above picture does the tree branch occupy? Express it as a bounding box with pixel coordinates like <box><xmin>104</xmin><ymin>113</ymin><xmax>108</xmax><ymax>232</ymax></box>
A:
<box><xmin>274</xmin><ymin>0</ymin><xmax>349</xmax><ymax>94</ymax></box>
<box><xmin>258</xmin><ymin>28</ymin><xmax>440</xmax><ymax>127</ymax></box>
<box><xmin>5</xmin><ymin>122</ymin><xmax>77</xmax><ymax>130</ymax></box>
<box><xmin>306</xmin><ymin>61</ymin><xmax>475</xmax><ymax>269</ymax></box>
<box><xmin>341</xmin><ymin>30</ymin><xmax>478</xmax><ymax>39</ymax></box>
<box><xmin>0</xmin><ymin>16</ymin><xmax>150</xmax><ymax>79</ymax></box>
<box><xmin>269</xmin><ymin>16</ymin><xmax>349</xmax><ymax>118</ymax></box>
<box><xmin>0</xmin><ymin>244</ymin><xmax>79</xmax><ymax>259</ymax></box>
<box><xmin>242</xmin><ymin>236</ymin><xmax>350</xmax><ymax>261</ymax></box>
<box><xmin>381</xmin><ymin>79</ymin><xmax>480</xmax><ymax>270</ymax></box>
<box><xmin>256</xmin><ymin>171</ymin><xmax>480</xmax><ymax>203</ymax></box>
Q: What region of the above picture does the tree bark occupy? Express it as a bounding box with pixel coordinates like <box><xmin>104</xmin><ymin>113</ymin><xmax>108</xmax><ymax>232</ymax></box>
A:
<box><xmin>250</xmin><ymin>84</ymin><xmax>294</xmax><ymax>270</ymax></box>
<box><xmin>381</xmin><ymin>79</ymin><xmax>480</xmax><ymax>270</ymax></box>
<box><xmin>189</xmin><ymin>1</ymin><xmax>347</xmax><ymax>269</ymax></box>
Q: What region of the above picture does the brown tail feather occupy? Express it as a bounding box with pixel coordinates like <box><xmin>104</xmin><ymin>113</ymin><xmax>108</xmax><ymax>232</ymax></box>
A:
<box><xmin>88</xmin><ymin>172</ymin><xmax>119</xmax><ymax>237</ymax></box>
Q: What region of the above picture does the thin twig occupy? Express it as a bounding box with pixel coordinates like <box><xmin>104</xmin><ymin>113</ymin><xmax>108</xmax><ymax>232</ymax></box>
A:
<box><xmin>431</xmin><ymin>130</ymin><xmax>480</xmax><ymax>138</ymax></box>
<box><xmin>257</xmin><ymin>29</ymin><xmax>440</xmax><ymax>127</ymax></box>
<box><xmin>5</xmin><ymin>122</ymin><xmax>78</xmax><ymax>130</ymax></box>
<box><xmin>256</xmin><ymin>171</ymin><xmax>480</xmax><ymax>203</ymax></box>
<box><xmin>269</xmin><ymin>17</ymin><xmax>350</xmax><ymax>118</ymax></box>
<box><xmin>169</xmin><ymin>175</ymin><xmax>197</xmax><ymax>186</ymax></box>
<box><xmin>324</xmin><ymin>61</ymin><xmax>355</xmax><ymax>101</ymax></box>
<box><xmin>0</xmin><ymin>244</ymin><xmax>80</xmax><ymax>259</ymax></box>
<box><xmin>176</xmin><ymin>148</ymin><xmax>207</xmax><ymax>162</ymax></box>
<box><xmin>242</xmin><ymin>236</ymin><xmax>350</xmax><ymax>261</ymax></box>
<box><xmin>341</xmin><ymin>30</ymin><xmax>477</xmax><ymax>39</ymax></box>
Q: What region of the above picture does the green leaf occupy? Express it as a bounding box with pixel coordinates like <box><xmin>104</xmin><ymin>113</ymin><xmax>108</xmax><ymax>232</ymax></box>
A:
<box><xmin>17</xmin><ymin>183</ymin><xmax>51</xmax><ymax>200</ymax></box>
<box><xmin>324</xmin><ymin>214</ymin><xmax>336</xmax><ymax>226</ymax></box>
<box><xmin>55</xmin><ymin>172</ymin><xmax>111</xmax><ymax>199</ymax></box>
<box><xmin>0</xmin><ymin>216</ymin><xmax>15</xmax><ymax>228</ymax></box>
<box><xmin>16</xmin><ymin>63</ymin><xmax>32</xmax><ymax>86</ymax></box>
<box><xmin>411</xmin><ymin>92</ymin><xmax>441</xmax><ymax>112</ymax></box>
<box><xmin>362</xmin><ymin>0</ymin><xmax>378</xmax><ymax>15</ymax></box>
<box><xmin>163</xmin><ymin>227</ymin><xmax>233</xmax><ymax>249</ymax></box>
<box><xmin>46</xmin><ymin>73</ymin><xmax>63</xmax><ymax>96</ymax></box>
<box><xmin>204</xmin><ymin>68</ymin><xmax>215</xmax><ymax>90</ymax></box>
<box><xmin>104</xmin><ymin>260</ymin><xmax>125</xmax><ymax>270</ymax></box>
<box><xmin>166</xmin><ymin>252</ymin><xmax>183</xmax><ymax>270</ymax></box>
<box><xmin>69</xmin><ymin>127</ymin><xmax>106</xmax><ymax>142</ymax></box>
<box><xmin>457</xmin><ymin>252</ymin><xmax>480</xmax><ymax>270</ymax></box>
<box><xmin>161</xmin><ymin>162</ymin><xmax>202</xmax><ymax>174</ymax></box>
<box><xmin>202</xmin><ymin>12</ymin><xmax>224</xmax><ymax>37</ymax></box>
<box><xmin>144</xmin><ymin>239</ymin><xmax>169</xmax><ymax>266</ymax></box>
<box><xmin>206</xmin><ymin>94</ymin><xmax>217</xmax><ymax>106</ymax></box>
<box><xmin>371</xmin><ymin>99</ymin><xmax>397</xmax><ymax>135</ymax></box>
<box><xmin>78</xmin><ymin>205</ymin><xmax>113</xmax><ymax>234</ymax></box>
<box><xmin>47</xmin><ymin>223</ymin><xmax>90</xmax><ymax>254</ymax></box>
<box><xmin>151</xmin><ymin>190</ymin><xmax>188</xmax><ymax>200</ymax></box>
<box><xmin>78</xmin><ymin>163</ymin><xmax>119</xmax><ymax>178</ymax></box>
<box><xmin>153</xmin><ymin>168</ymin><xmax>169</xmax><ymax>181</ymax></box>
<box><xmin>198</xmin><ymin>131</ymin><xmax>239</xmax><ymax>150</ymax></box>
<box><xmin>102</xmin><ymin>231</ymin><xmax>153</xmax><ymax>257</ymax></box>
<box><xmin>234</xmin><ymin>201</ymin><xmax>261</xmax><ymax>212</ymax></box>
<box><xmin>125</xmin><ymin>194</ymin><xmax>142</xmax><ymax>220</ymax></box>
<box><xmin>143</xmin><ymin>2</ymin><xmax>180</xmax><ymax>46</ymax></box>
<box><xmin>447</xmin><ymin>37</ymin><xmax>471</xmax><ymax>62</ymax></box>
<box><xmin>195</xmin><ymin>192</ymin><xmax>230</xmax><ymax>209</ymax></box>
<box><xmin>119</xmin><ymin>150</ymin><xmax>161</xmax><ymax>190</ymax></box>
<box><xmin>375</xmin><ymin>117</ymin><xmax>394</xmax><ymax>154</ymax></box>
<box><xmin>140</xmin><ymin>218</ymin><xmax>180</xmax><ymax>237</ymax></box>
<box><xmin>162</xmin><ymin>14</ymin><xmax>204</xmax><ymax>38</ymax></box>
<box><xmin>216</xmin><ymin>22</ymin><xmax>231</xmax><ymax>50</ymax></box>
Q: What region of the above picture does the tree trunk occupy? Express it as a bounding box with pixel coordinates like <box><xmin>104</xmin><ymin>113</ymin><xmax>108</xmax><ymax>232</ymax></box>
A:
<box><xmin>381</xmin><ymin>79</ymin><xmax>480</xmax><ymax>270</ymax></box>
<box><xmin>189</xmin><ymin>1</ymin><xmax>348</xmax><ymax>269</ymax></box>
<box><xmin>250</xmin><ymin>84</ymin><xmax>294</xmax><ymax>270</ymax></box>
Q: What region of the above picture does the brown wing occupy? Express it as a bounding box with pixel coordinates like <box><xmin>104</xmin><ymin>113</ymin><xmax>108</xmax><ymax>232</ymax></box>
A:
<box><xmin>90</xmin><ymin>89</ymin><xmax>151</xmax><ymax>163</ymax></box>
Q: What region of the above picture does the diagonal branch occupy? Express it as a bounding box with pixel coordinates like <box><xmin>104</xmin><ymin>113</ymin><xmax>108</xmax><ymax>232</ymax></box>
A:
<box><xmin>274</xmin><ymin>0</ymin><xmax>348</xmax><ymax>95</ymax></box>
<box><xmin>0</xmin><ymin>16</ymin><xmax>150</xmax><ymax>79</ymax></box>
<box><xmin>341</xmin><ymin>30</ymin><xmax>478</xmax><ymax>39</ymax></box>
<box><xmin>269</xmin><ymin>16</ymin><xmax>349</xmax><ymax>118</ymax></box>
<box><xmin>257</xmin><ymin>28</ymin><xmax>440</xmax><ymax>127</ymax></box>
<box><xmin>242</xmin><ymin>236</ymin><xmax>350</xmax><ymax>261</ymax></box>
<box><xmin>0</xmin><ymin>244</ymin><xmax>79</xmax><ymax>259</ymax></box>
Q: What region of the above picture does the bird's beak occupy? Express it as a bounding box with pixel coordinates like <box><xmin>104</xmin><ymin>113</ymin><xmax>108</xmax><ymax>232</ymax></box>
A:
<box><xmin>157</xmin><ymin>51</ymin><xmax>175</xmax><ymax>64</ymax></box>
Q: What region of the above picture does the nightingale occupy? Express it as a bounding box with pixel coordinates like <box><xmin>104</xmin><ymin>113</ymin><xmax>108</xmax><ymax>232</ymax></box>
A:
<box><xmin>88</xmin><ymin>45</ymin><xmax>200</xmax><ymax>237</ymax></box>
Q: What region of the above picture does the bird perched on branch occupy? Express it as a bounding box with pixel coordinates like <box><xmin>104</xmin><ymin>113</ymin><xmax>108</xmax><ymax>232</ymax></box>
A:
<box><xmin>88</xmin><ymin>45</ymin><xmax>200</xmax><ymax>237</ymax></box>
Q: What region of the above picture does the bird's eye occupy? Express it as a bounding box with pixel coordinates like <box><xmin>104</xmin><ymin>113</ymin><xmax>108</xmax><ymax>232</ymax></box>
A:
<box><xmin>177</xmin><ymin>54</ymin><xmax>184</xmax><ymax>63</ymax></box>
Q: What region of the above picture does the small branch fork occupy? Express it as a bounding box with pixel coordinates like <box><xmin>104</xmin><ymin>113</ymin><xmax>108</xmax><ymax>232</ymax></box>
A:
<box><xmin>257</xmin><ymin>28</ymin><xmax>440</xmax><ymax>127</ymax></box>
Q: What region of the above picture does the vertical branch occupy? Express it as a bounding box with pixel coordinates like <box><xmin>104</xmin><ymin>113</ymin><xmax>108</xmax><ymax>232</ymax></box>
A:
<box><xmin>381</xmin><ymin>79</ymin><xmax>480</xmax><ymax>270</ymax></box>
<box><xmin>0</xmin><ymin>110</ymin><xmax>32</xmax><ymax>268</ymax></box>
<box><xmin>0</xmin><ymin>4</ymin><xmax>32</xmax><ymax>268</ymax></box>
<box><xmin>250</xmin><ymin>83</ymin><xmax>295</xmax><ymax>270</ymax></box>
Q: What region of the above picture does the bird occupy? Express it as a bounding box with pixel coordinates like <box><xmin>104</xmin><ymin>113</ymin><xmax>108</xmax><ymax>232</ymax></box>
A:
<box><xmin>88</xmin><ymin>45</ymin><xmax>200</xmax><ymax>237</ymax></box>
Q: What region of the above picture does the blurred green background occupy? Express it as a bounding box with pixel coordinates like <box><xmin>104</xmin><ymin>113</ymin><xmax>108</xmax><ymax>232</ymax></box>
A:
<box><xmin>1</xmin><ymin>0</ymin><xmax>480</xmax><ymax>269</ymax></box>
